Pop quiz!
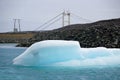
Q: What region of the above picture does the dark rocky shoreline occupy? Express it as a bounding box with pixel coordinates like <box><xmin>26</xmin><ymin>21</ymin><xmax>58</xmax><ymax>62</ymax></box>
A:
<box><xmin>17</xmin><ymin>18</ymin><xmax>120</xmax><ymax>48</ymax></box>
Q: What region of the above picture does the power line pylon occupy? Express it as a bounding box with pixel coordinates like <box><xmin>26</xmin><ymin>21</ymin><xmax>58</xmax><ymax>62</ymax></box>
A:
<box><xmin>13</xmin><ymin>19</ymin><xmax>21</xmax><ymax>32</ymax></box>
<box><xmin>62</xmin><ymin>11</ymin><xmax>71</xmax><ymax>27</ymax></box>
<box><xmin>18</xmin><ymin>19</ymin><xmax>21</xmax><ymax>32</ymax></box>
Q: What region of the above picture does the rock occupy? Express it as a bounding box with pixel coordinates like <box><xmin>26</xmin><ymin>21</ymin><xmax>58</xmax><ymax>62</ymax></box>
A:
<box><xmin>19</xmin><ymin>18</ymin><xmax>120</xmax><ymax>48</ymax></box>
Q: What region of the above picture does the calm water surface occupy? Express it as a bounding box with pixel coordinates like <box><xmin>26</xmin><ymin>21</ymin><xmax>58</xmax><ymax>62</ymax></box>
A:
<box><xmin>0</xmin><ymin>43</ymin><xmax>120</xmax><ymax>80</ymax></box>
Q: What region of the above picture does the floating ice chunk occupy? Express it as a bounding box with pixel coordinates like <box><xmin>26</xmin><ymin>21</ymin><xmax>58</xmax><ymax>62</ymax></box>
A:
<box><xmin>13</xmin><ymin>40</ymin><xmax>81</xmax><ymax>66</ymax></box>
<box><xmin>53</xmin><ymin>55</ymin><xmax>120</xmax><ymax>67</ymax></box>
<box><xmin>79</xmin><ymin>47</ymin><xmax>110</xmax><ymax>59</ymax></box>
<box><xmin>13</xmin><ymin>40</ymin><xmax>120</xmax><ymax>67</ymax></box>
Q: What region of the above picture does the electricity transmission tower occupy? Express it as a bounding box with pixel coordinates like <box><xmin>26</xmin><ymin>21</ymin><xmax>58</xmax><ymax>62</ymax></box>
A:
<box><xmin>13</xmin><ymin>19</ymin><xmax>21</xmax><ymax>32</ymax></box>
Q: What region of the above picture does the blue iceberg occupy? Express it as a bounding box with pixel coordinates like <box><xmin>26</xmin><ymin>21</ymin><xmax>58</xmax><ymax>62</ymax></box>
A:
<box><xmin>13</xmin><ymin>40</ymin><xmax>120</xmax><ymax>67</ymax></box>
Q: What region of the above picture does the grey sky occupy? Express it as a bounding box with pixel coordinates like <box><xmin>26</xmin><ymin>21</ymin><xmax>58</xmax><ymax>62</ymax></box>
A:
<box><xmin>0</xmin><ymin>0</ymin><xmax>120</xmax><ymax>32</ymax></box>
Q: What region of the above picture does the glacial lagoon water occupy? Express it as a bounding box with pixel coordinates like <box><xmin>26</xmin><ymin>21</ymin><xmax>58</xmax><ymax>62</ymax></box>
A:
<box><xmin>0</xmin><ymin>43</ymin><xmax>120</xmax><ymax>80</ymax></box>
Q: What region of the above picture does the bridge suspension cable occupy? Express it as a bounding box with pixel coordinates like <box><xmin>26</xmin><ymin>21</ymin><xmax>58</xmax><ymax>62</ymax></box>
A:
<box><xmin>71</xmin><ymin>13</ymin><xmax>92</xmax><ymax>23</ymax></box>
<box><xmin>40</xmin><ymin>16</ymin><xmax>62</xmax><ymax>30</ymax></box>
<box><xmin>34</xmin><ymin>12</ymin><xmax>63</xmax><ymax>31</ymax></box>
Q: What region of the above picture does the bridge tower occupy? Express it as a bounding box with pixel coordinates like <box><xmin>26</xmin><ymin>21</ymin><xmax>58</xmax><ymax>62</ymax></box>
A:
<box><xmin>62</xmin><ymin>11</ymin><xmax>71</xmax><ymax>27</ymax></box>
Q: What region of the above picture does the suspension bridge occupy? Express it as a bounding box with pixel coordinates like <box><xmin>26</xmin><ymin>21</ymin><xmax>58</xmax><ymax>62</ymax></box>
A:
<box><xmin>34</xmin><ymin>11</ymin><xmax>91</xmax><ymax>31</ymax></box>
<box><xmin>13</xmin><ymin>11</ymin><xmax>91</xmax><ymax>32</ymax></box>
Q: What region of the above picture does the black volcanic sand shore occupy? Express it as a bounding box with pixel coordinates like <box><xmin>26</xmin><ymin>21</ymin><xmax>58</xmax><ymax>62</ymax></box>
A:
<box><xmin>16</xmin><ymin>18</ymin><xmax>120</xmax><ymax>48</ymax></box>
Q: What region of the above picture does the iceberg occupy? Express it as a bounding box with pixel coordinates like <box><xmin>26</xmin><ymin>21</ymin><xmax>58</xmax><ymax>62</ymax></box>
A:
<box><xmin>13</xmin><ymin>40</ymin><xmax>81</xmax><ymax>66</ymax></box>
<box><xmin>13</xmin><ymin>40</ymin><xmax>120</xmax><ymax>67</ymax></box>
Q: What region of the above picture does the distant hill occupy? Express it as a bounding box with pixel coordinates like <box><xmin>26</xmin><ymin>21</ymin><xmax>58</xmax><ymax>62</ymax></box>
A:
<box><xmin>0</xmin><ymin>32</ymin><xmax>36</xmax><ymax>43</ymax></box>
<box><xmin>17</xmin><ymin>18</ymin><xmax>120</xmax><ymax>48</ymax></box>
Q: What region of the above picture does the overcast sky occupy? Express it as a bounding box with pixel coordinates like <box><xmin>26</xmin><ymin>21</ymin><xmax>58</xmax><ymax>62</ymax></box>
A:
<box><xmin>0</xmin><ymin>0</ymin><xmax>120</xmax><ymax>32</ymax></box>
